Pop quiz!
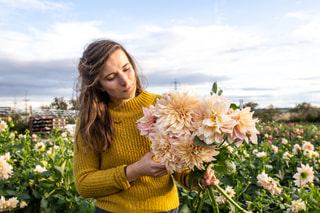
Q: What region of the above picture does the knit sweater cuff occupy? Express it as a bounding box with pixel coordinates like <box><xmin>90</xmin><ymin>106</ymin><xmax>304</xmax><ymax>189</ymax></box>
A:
<box><xmin>115</xmin><ymin>165</ymin><xmax>131</xmax><ymax>190</ymax></box>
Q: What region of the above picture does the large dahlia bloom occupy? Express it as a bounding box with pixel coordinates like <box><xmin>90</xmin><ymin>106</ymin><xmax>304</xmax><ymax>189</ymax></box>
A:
<box><xmin>227</xmin><ymin>107</ymin><xmax>259</xmax><ymax>146</ymax></box>
<box><xmin>152</xmin><ymin>89</ymin><xmax>199</xmax><ymax>138</ymax></box>
<box><xmin>172</xmin><ymin>134</ymin><xmax>219</xmax><ymax>171</ymax></box>
<box><xmin>193</xmin><ymin>94</ymin><xmax>236</xmax><ymax>145</ymax></box>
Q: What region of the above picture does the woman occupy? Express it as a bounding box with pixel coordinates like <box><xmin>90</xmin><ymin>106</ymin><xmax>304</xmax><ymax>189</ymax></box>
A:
<box><xmin>73</xmin><ymin>39</ymin><xmax>218</xmax><ymax>213</ymax></box>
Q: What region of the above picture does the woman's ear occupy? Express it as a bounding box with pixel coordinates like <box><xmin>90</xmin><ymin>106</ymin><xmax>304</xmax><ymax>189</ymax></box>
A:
<box><xmin>96</xmin><ymin>83</ymin><xmax>105</xmax><ymax>92</ymax></box>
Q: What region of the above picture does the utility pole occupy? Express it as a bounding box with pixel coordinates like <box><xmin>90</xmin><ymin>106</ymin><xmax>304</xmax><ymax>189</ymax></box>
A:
<box><xmin>24</xmin><ymin>90</ymin><xmax>29</xmax><ymax>114</ymax></box>
<box><xmin>172</xmin><ymin>79</ymin><xmax>180</xmax><ymax>91</ymax></box>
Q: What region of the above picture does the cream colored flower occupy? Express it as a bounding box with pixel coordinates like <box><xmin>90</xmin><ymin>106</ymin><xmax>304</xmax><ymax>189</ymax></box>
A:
<box><xmin>34</xmin><ymin>142</ymin><xmax>45</xmax><ymax>152</ymax></box>
<box><xmin>20</xmin><ymin>201</ymin><xmax>28</xmax><ymax>208</ymax></box>
<box><xmin>194</xmin><ymin>94</ymin><xmax>236</xmax><ymax>145</ymax></box>
<box><xmin>0</xmin><ymin>156</ymin><xmax>13</xmax><ymax>180</ymax></box>
<box><xmin>256</xmin><ymin>151</ymin><xmax>267</xmax><ymax>158</ymax></box>
<box><xmin>8</xmin><ymin>132</ymin><xmax>15</xmax><ymax>139</ymax></box>
<box><xmin>257</xmin><ymin>171</ymin><xmax>282</xmax><ymax>195</ymax></box>
<box><xmin>283</xmin><ymin>151</ymin><xmax>293</xmax><ymax>159</ymax></box>
<box><xmin>216</xmin><ymin>186</ymin><xmax>236</xmax><ymax>204</ymax></box>
<box><xmin>150</xmin><ymin>132</ymin><xmax>185</xmax><ymax>173</ymax></box>
<box><xmin>272</xmin><ymin>145</ymin><xmax>278</xmax><ymax>153</ymax></box>
<box><xmin>288</xmin><ymin>199</ymin><xmax>306</xmax><ymax>213</ymax></box>
<box><xmin>0</xmin><ymin>120</ymin><xmax>8</xmax><ymax>132</ymax></box>
<box><xmin>293</xmin><ymin>164</ymin><xmax>314</xmax><ymax>187</ymax></box>
<box><xmin>0</xmin><ymin>196</ymin><xmax>19</xmax><ymax>212</ymax></box>
<box><xmin>153</xmin><ymin>89</ymin><xmax>199</xmax><ymax>138</ymax></box>
<box><xmin>33</xmin><ymin>165</ymin><xmax>47</xmax><ymax>173</ymax></box>
<box><xmin>281</xmin><ymin>138</ymin><xmax>288</xmax><ymax>144</ymax></box>
<box><xmin>227</xmin><ymin>107</ymin><xmax>259</xmax><ymax>146</ymax></box>
<box><xmin>293</xmin><ymin>144</ymin><xmax>302</xmax><ymax>155</ymax></box>
<box><xmin>302</xmin><ymin>141</ymin><xmax>314</xmax><ymax>151</ymax></box>
<box><xmin>172</xmin><ymin>134</ymin><xmax>219</xmax><ymax>171</ymax></box>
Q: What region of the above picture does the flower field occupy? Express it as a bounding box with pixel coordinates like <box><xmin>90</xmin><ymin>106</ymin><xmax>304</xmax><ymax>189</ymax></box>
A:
<box><xmin>1</xmin><ymin>118</ymin><xmax>320</xmax><ymax>212</ymax></box>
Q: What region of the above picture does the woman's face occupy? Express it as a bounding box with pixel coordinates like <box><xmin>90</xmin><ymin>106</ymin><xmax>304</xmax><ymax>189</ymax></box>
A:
<box><xmin>98</xmin><ymin>49</ymin><xmax>137</xmax><ymax>104</ymax></box>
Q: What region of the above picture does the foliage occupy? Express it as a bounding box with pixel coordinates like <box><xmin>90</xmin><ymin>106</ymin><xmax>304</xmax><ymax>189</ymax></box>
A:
<box><xmin>50</xmin><ymin>97</ymin><xmax>68</xmax><ymax>110</ymax></box>
<box><xmin>1</xmin><ymin>118</ymin><xmax>320</xmax><ymax>212</ymax></box>
<box><xmin>0</xmin><ymin>120</ymin><xmax>94</xmax><ymax>212</ymax></box>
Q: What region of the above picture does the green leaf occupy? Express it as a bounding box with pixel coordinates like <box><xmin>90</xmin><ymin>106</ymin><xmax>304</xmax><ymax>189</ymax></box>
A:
<box><xmin>230</xmin><ymin>103</ymin><xmax>238</xmax><ymax>110</ymax></box>
<box><xmin>193</xmin><ymin>135</ymin><xmax>213</xmax><ymax>147</ymax></box>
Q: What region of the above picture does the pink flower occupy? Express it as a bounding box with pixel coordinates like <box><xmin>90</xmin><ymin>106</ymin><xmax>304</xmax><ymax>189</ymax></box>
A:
<box><xmin>227</xmin><ymin>107</ymin><xmax>259</xmax><ymax>146</ymax></box>
<box><xmin>302</xmin><ymin>141</ymin><xmax>314</xmax><ymax>151</ymax></box>
<box><xmin>257</xmin><ymin>171</ymin><xmax>282</xmax><ymax>195</ymax></box>
<box><xmin>137</xmin><ymin>105</ymin><xmax>157</xmax><ymax>138</ymax></box>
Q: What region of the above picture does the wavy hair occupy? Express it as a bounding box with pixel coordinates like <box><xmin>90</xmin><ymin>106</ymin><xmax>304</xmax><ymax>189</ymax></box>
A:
<box><xmin>75</xmin><ymin>39</ymin><xmax>143</xmax><ymax>152</ymax></box>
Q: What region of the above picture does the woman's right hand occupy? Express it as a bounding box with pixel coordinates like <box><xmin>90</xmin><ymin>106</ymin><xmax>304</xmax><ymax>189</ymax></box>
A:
<box><xmin>125</xmin><ymin>152</ymin><xmax>168</xmax><ymax>182</ymax></box>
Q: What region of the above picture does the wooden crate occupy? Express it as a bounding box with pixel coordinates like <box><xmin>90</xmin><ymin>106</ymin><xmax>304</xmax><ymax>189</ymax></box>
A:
<box><xmin>30</xmin><ymin>117</ymin><xmax>66</xmax><ymax>135</ymax></box>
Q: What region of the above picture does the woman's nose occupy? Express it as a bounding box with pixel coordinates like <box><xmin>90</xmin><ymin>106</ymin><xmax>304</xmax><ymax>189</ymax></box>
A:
<box><xmin>119</xmin><ymin>72</ymin><xmax>129</xmax><ymax>85</ymax></box>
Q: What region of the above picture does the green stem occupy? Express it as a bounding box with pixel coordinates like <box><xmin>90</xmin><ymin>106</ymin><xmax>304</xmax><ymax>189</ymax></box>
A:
<box><xmin>197</xmin><ymin>190</ymin><xmax>206</xmax><ymax>213</ymax></box>
<box><xmin>208</xmin><ymin>186</ymin><xmax>219</xmax><ymax>213</ymax></box>
<box><xmin>193</xmin><ymin>189</ymin><xmax>201</xmax><ymax>212</ymax></box>
<box><xmin>215</xmin><ymin>185</ymin><xmax>248</xmax><ymax>213</ymax></box>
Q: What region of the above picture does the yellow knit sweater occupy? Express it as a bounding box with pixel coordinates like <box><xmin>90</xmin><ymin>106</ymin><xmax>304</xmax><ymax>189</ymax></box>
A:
<box><xmin>73</xmin><ymin>90</ymin><xmax>190</xmax><ymax>213</ymax></box>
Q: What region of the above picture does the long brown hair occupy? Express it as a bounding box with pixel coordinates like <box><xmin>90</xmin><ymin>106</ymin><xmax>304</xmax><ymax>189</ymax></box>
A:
<box><xmin>76</xmin><ymin>39</ymin><xmax>143</xmax><ymax>152</ymax></box>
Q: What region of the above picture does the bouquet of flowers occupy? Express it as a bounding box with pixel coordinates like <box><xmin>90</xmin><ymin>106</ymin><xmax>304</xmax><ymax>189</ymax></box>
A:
<box><xmin>137</xmin><ymin>82</ymin><xmax>259</xmax><ymax>213</ymax></box>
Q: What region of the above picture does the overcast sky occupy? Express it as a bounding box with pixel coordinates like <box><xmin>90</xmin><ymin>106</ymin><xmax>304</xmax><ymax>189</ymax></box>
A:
<box><xmin>0</xmin><ymin>0</ymin><xmax>320</xmax><ymax>111</ymax></box>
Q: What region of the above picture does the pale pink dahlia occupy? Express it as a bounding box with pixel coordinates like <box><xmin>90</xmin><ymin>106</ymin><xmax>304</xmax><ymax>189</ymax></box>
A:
<box><xmin>152</xmin><ymin>89</ymin><xmax>199</xmax><ymax>138</ymax></box>
<box><xmin>194</xmin><ymin>94</ymin><xmax>236</xmax><ymax>145</ymax></box>
<box><xmin>257</xmin><ymin>171</ymin><xmax>282</xmax><ymax>195</ymax></box>
<box><xmin>302</xmin><ymin>141</ymin><xmax>314</xmax><ymax>151</ymax></box>
<box><xmin>137</xmin><ymin>105</ymin><xmax>157</xmax><ymax>138</ymax></box>
<box><xmin>293</xmin><ymin>144</ymin><xmax>302</xmax><ymax>155</ymax></box>
<box><xmin>227</xmin><ymin>107</ymin><xmax>259</xmax><ymax>146</ymax></box>
<box><xmin>293</xmin><ymin>164</ymin><xmax>314</xmax><ymax>187</ymax></box>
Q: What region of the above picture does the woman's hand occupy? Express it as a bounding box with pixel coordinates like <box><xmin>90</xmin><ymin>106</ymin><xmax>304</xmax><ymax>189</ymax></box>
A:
<box><xmin>187</xmin><ymin>166</ymin><xmax>219</xmax><ymax>191</ymax></box>
<box><xmin>125</xmin><ymin>152</ymin><xmax>168</xmax><ymax>182</ymax></box>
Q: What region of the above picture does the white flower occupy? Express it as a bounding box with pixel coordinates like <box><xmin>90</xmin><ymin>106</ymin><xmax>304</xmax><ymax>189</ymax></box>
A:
<box><xmin>252</xmin><ymin>149</ymin><xmax>258</xmax><ymax>154</ymax></box>
<box><xmin>281</xmin><ymin>138</ymin><xmax>288</xmax><ymax>144</ymax></box>
<box><xmin>293</xmin><ymin>164</ymin><xmax>314</xmax><ymax>187</ymax></box>
<box><xmin>216</xmin><ymin>186</ymin><xmax>236</xmax><ymax>204</ymax></box>
<box><xmin>283</xmin><ymin>151</ymin><xmax>293</xmax><ymax>159</ymax></box>
<box><xmin>33</xmin><ymin>165</ymin><xmax>47</xmax><ymax>173</ymax></box>
<box><xmin>34</xmin><ymin>142</ymin><xmax>45</xmax><ymax>152</ymax></box>
<box><xmin>256</xmin><ymin>151</ymin><xmax>267</xmax><ymax>158</ymax></box>
<box><xmin>0</xmin><ymin>196</ymin><xmax>19</xmax><ymax>212</ymax></box>
<box><xmin>0</xmin><ymin>120</ymin><xmax>8</xmax><ymax>132</ymax></box>
<box><xmin>0</xmin><ymin>155</ymin><xmax>13</xmax><ymax>180</ymax></box>
<box><xmin>287</xmin><ymin>199</ymin><xmax>306</xmax><ymax>212</ymax></box>
<box><xmin>271</xmin><ymin>145</ymin><xmax>278</xmax><ymax>153</ymax></box>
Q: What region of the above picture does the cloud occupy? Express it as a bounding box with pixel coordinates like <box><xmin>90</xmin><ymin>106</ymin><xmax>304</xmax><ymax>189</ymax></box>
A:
<box><xmin>0</xmin><ymin>58</ymin><xmax>77</xmax><ymax>101</ymax></box>
<box><xmin>0</xmin><ymin>0</ymin><xmax>71</xmax><ymax>11</ymax></box>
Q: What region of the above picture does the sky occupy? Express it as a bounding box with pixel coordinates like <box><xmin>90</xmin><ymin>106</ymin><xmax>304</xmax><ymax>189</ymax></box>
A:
<box><xmin>0</xmin><ymin>0</ymin><xmax>320</xmax><ymax>111</ymax></box>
